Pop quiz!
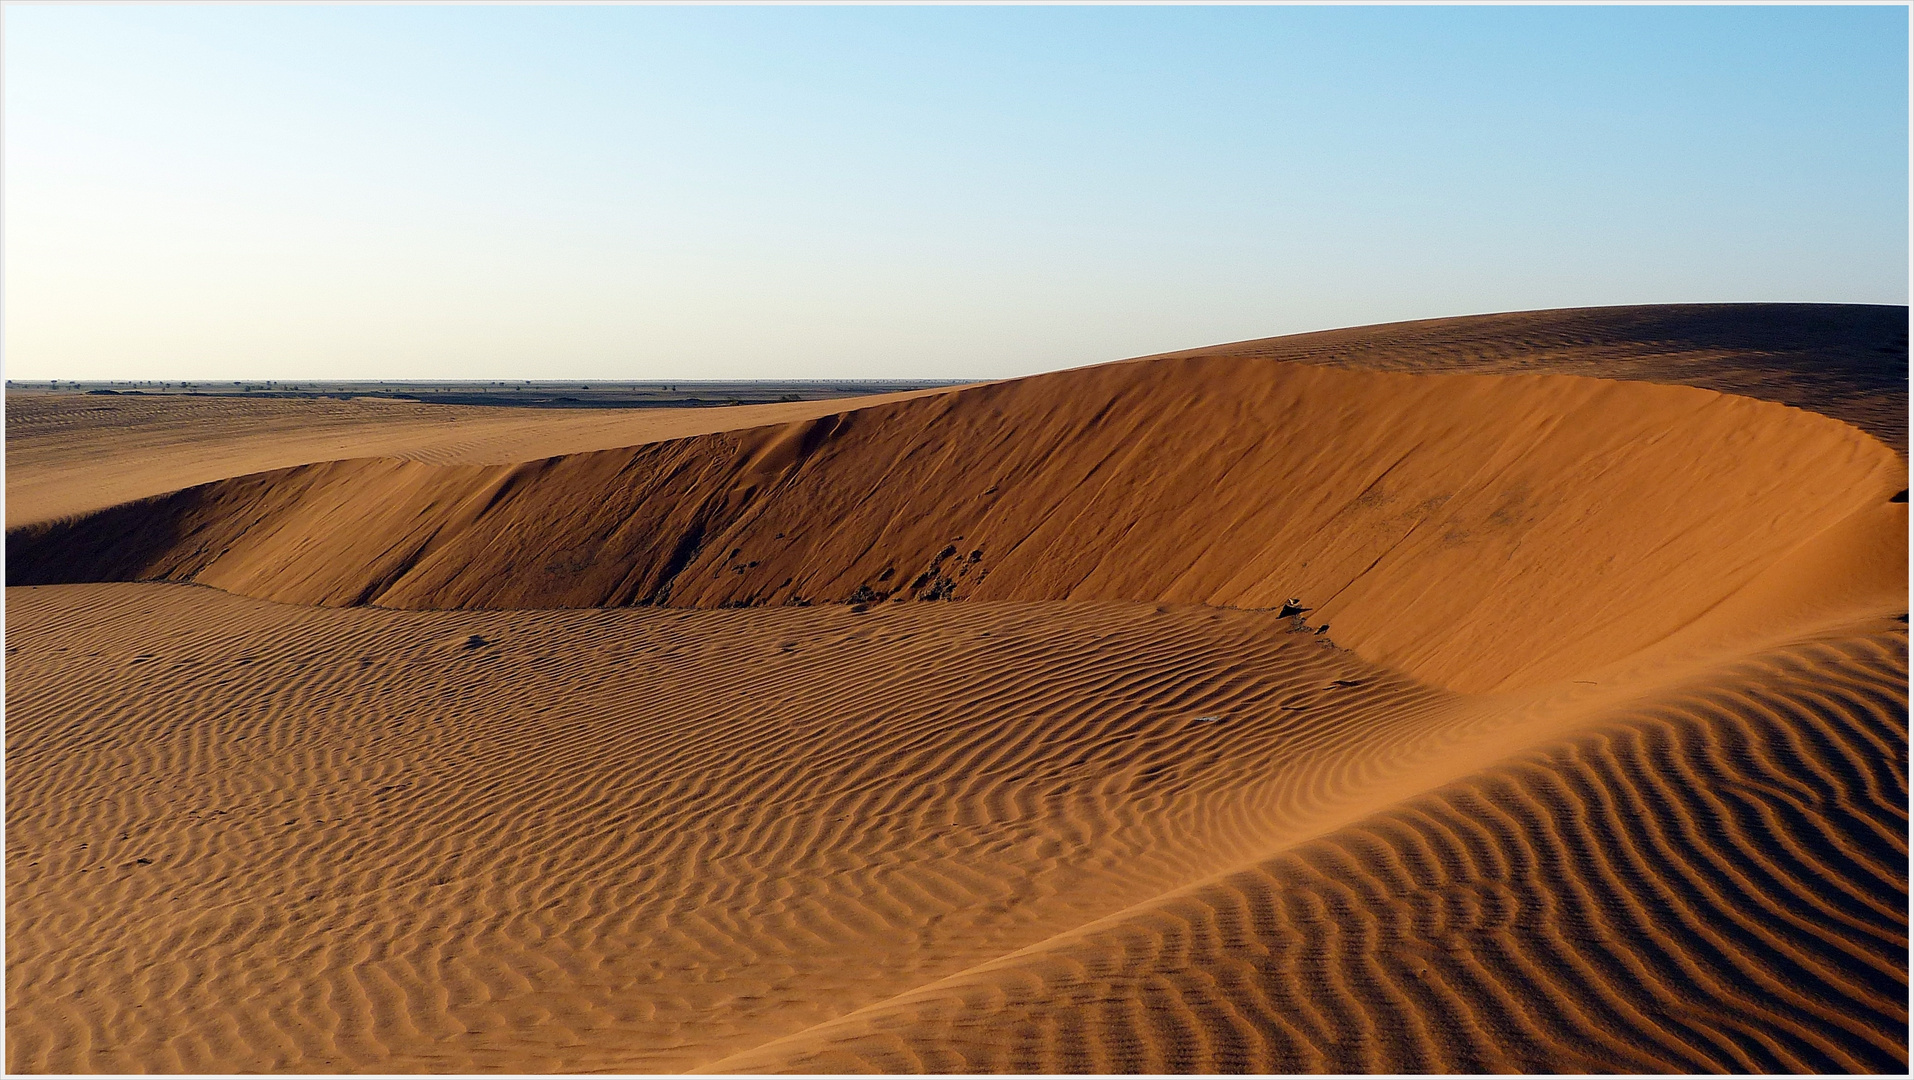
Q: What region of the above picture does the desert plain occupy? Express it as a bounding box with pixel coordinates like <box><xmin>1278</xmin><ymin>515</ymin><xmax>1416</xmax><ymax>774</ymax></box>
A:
<box><xmin>4</xmin><ymin>303</ymin><xmax>1908</xmax><ymax>1073</ymax></box>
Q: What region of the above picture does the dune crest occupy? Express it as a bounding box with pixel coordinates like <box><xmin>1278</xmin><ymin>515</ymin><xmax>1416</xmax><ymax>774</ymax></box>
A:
<box><xmin>3</xmin><ymin>388</ymin><xmax>953</xmax><ymax>530</ymax></box>
<box><xmin>11</xmin><ymin>356</ymin><xmax>1901</xmax><ymax>693</ymax></box>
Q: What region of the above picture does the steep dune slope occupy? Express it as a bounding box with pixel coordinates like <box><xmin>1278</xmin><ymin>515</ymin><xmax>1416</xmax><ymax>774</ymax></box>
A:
<box><xmin>11</xmin><ymin>355</ymin><xmax>1901</xmax><ymax>694</ymax></box>
<box><xmin>4</xmin><ymin>389</ymin><xmax>949</xmax><ymax>529</ymax></box>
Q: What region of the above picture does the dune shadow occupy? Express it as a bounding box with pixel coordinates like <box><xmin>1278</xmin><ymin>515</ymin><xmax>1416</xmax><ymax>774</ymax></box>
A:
<box><xmin>8</xmin><ymin>486</ymin><xmax>215</xmax><ymax>587</ymax></box>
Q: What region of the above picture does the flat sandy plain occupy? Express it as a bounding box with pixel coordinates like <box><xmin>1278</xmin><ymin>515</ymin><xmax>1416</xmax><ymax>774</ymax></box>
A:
<box><xmin>6</xmin><ymin>303</ymin><xmax>1907</xmax><ymax>1073</ymax></box>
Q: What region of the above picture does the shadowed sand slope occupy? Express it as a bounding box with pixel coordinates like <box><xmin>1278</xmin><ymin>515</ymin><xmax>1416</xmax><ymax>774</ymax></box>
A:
<box><xmin>9</xmin><ymin>351</ymin><xmax>1902</xmax><ymax>694</ymax></box>
<box><xmin>4</xmin><ymin>390</ymin><xmax>949</xmax><ymax>529</ymax></box>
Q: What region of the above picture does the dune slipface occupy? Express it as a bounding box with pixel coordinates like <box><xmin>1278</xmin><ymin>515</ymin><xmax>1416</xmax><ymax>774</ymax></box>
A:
<box><xmin>6</xmin><ymin>305</ymin><xmax>1907</xmax><ymax>1074</ymax></box>
<box><xmin>9</xmin><ymin>355</ymin><xmax>1902</xmax><ymax>693</ymax></box>
<box><xmin>3</xmin><ymin>387</ymin><xmax>954</xmax><ymax>530</ymax></box>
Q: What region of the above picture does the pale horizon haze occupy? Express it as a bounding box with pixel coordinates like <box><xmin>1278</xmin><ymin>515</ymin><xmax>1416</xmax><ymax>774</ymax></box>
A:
<box><xmin>5</xmin><ymin>4</ymin><xmax>1908</xmax><ymax>382</ymax></box>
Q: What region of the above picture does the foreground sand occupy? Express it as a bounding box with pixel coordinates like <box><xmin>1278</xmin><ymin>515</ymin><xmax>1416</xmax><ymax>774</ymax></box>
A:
<box><xmin>8</xmin><ymin>586</ymin><xmax>1904</xmax><ymax>1073</ymax></box>
<box><xmin>6</xmin><ymin>304</ymin><xmax>1907</xmax><ymax>1072</ymax></box>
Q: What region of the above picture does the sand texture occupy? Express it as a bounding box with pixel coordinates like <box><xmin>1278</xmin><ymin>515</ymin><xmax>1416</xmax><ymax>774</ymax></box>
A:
<box><xmin>6</xmin><ymin>303</ymin><xmax>1907</xmax><ymax>1073</ymax></box>
<box><xmin>5</xmin><ymin>389</ymin><xmax>950</xmax><ymax>531</ymax></box>
<box><xmin>1191</xmin><ymin>302</ymin><xmax>1908</xmax><ymax>455</ymax></box>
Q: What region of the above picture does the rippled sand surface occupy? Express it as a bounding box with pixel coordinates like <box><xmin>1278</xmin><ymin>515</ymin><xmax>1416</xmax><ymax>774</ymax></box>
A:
<box><xmin>8</xmin><ymin>304</ymin><xmax>1905</xmax><ymax>1072</ymax></box>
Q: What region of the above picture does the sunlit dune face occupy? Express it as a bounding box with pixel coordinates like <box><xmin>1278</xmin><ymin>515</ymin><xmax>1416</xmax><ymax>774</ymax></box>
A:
<box><xmin>6</xmin><ymin>306</ymin><xmax>1907</xmax><ymax>1073</ymax></box>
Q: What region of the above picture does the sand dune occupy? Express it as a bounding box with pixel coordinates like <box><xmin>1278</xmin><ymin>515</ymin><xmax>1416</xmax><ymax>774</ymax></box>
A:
<box><xmin>5</xmin><ymin>388</ymin><xmax>949</xmax><ymax>530</ymax></box>
<box><xmin>10</xmin><ymin>343</ymin><xmax>1901</xmax><ymax>694</ymax></box>
<box><xmin>1191</xmin><ymin>302</ymin><xmax>1907</xmax><ymax>454</ymax></box>
<box><xmin>6</xmin><ymin>304</ymin><xmax>1906</xmax><ymax>1073</ymax></box>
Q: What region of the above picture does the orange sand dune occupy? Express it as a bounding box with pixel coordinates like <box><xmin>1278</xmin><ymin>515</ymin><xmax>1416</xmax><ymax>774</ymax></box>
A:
<box><xmin>1189</xmin><ymin>302</ymin><xmax>1907</xmax><ymax>454</ymax></box>
<box><xmin>4</xmin><ymin>388</ymin><xmax>949</xmax><ymax>529</ymax></box>
<box><xmin>6</xmin><ymin>304</ymin><xmax>1906</xmax><ymax>1073</ymax></box>
<box><xmin>10</xmin><ymin>337</ymin><xmax>1902</xmax><ymax>694</ymax></box>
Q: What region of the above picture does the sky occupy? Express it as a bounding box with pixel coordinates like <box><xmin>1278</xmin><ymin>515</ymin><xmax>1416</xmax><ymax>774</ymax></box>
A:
<box><xmin>4</xmin><ymin>4</ymin><xmax>1907</xmax><ymax>382</ymax></box>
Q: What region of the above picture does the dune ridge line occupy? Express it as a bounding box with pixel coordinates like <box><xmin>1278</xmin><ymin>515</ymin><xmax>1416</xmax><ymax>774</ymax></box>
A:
<box><xmin>10</xmin><ymin>354</ymin><xmax>1902</xmax><ymax>694</ymax></box>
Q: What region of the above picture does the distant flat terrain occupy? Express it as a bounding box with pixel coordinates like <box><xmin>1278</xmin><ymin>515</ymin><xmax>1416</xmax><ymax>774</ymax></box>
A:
<box><xmin>7</xmin><ymin>304</ymin><xmax>1906</xmax><ymax>1073</ymax></box>
<box><xmin>5</xmin><ymin>385</ymin><xmax>962</xmax><ymax>529</ymax></box>
<box><xmin>5</xmin><ymin>378</ymin><xmax>968</xmax><ymax>410</ymax></box>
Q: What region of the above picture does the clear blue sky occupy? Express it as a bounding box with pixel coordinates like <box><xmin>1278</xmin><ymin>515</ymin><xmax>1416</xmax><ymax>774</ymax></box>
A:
<box><xmin>5</xmin><ymin>4</ymin><xmax>1907</xmax><ymax>381</ymax></box>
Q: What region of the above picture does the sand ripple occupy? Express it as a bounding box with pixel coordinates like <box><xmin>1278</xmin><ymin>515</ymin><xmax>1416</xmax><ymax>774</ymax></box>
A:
<box><xmin>708</xmin><ymin>624</ymin><xmax>1908</xmax><ymax>1074</ymax></box>
<box><xmin>10</xmin><ymin>585</ymin><xmax>1480</xmax><ymax>1073</ymax></box>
